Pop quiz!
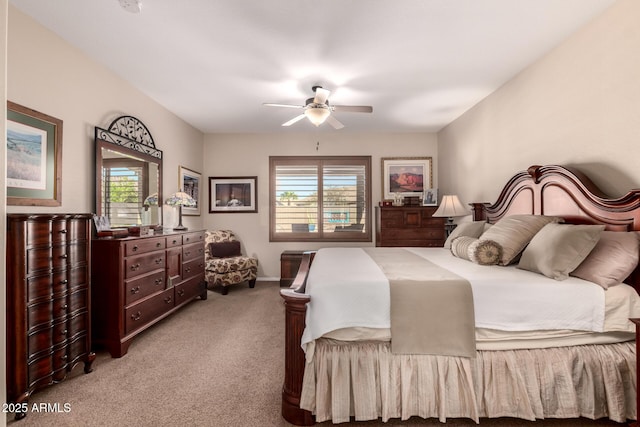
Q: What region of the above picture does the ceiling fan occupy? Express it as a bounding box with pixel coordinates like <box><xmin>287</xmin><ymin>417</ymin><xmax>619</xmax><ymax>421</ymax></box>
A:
<box><xmin>263</xmin><ymin>86</ymin><xmax>373</xmax><ymax>129</ymax></box>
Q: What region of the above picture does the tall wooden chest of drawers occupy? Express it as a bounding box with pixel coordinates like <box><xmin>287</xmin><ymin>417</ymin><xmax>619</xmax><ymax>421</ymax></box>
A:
<box><xmin>6</xmin><ymin>213</ymin><xmax>95</xmax><ymax>419</ymax></box>
<box><xmin>375</xmin><ymin>206</ymin><xmax>445</xmax><ymax>247</ymax></box>
<box><xmin>91</xmin><ymin>230</ymin><xmax>207</xmax><ymax>357</ymax></box>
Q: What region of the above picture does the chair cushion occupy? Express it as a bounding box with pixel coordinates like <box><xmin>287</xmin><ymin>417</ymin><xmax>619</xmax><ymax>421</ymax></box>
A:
<box><xmin>206</xmin><ymin>256</ymin><xmax>258</xmax><ymax>274</ymax></box>
<box><xmin>209</xmin><ymin>241</ymin><xmax>241</xmax><ymax>258</ymax></box>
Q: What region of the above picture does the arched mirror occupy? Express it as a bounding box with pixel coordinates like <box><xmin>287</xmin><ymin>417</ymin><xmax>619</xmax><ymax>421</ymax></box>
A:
<box><xmin>95</xmin><ymin>116</ymin><xmax>163</xmax><ymax>228</ymax></box>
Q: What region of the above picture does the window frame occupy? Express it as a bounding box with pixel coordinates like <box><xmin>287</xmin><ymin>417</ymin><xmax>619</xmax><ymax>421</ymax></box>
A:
<box><xmin>269</xmin><ymin>156</ymin><xmax>372</xmax><ymax>243</ymax></box>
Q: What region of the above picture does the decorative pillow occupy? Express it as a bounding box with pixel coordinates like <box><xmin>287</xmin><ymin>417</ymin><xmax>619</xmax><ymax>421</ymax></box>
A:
<box><xmin>208</xmin><ymin>241</ymin><xmax>241</xmax><ymax>258</ymax></box>
<box><xmin>570</xmin><ymin>231</ymin><xmax>640</xmax><ymax>289</ymax></box>
<box><xmin>517</xmin><ymin>223</ymin><xmax>605</xmax><ymax>280</ymax></box>
<box><xmin>479</xmin><ymin>215</ymin><xmax>563</xmax><ymax>265</ymax></box>
<box><xmin>450</xmin><ymin>236</ymin><xmax>476</xmax><ymax>260</ymax></box>
<box><xmin>444</xmin><ymin>221</ymin><xmax>487</xmax><ymax>249</ymax></box>
<box><xmin>468</xmin><ymin>239</ymin><xmax>503</xmax><ymax>266</ymax></box>
<box><xmin>450</xmin><ymin>236</ymin><xmax>503</xmax><ymax>266</ymax></box>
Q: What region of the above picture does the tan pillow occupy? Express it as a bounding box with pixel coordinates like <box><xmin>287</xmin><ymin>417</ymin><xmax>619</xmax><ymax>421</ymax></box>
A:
<box><xmin>517</xmin><ymin>223</ymin><xmax>605</xmax><ymax>280</ymax></box>
<box><xmin>444</xmin><ymin>221</ymin><xmax>487</xmax><ymax>249</ymax></box>
<box><xmin>450</xmin><ymin>236</ymin><xmax>475</xmax><ymax>260</ymax></box>
<box><xmin>479</xmin><ymin>215</ymin><xmax>562</xmax><ymax>265</ymax></box>
<box><xmin>571</xmin><ymin>231</ymin><xmax>640</xmax><ymax>289</ymax></box>
<box><xmin>468</xmin><ymin>239</ymin><xmax>503</xmax><ymax>266</ymax></box>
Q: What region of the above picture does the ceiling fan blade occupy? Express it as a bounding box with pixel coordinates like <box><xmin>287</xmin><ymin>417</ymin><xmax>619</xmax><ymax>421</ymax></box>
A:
<box><xmin>313</xmin><ymin>87</ymin><xmax>330</xmax><ymax>105</ymax></box>
<box><xmin>332</xmin><ymin>105</ymin><xmax>373</xmax><ymax>113</ymax></box>
<box><xmin>326</xmin><ymin>115</ymin><xmax>344</xmax><ymax>130</ymax></box>
<box><xmin>282</xmin><ymin>114</ymin><xmax>306</xmax><ymax>127</ymax></box>
<box><xmin>263</xmin><ymin>103</ymin><xmax>304</xmax><ymax>109</ymax></box>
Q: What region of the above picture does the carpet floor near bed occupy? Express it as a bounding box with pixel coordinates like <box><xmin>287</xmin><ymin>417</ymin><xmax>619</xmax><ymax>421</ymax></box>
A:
<box><xmin>5</xmin><ymin>281</ymin><xmax>629</xmax><ymax>427</ymax></box>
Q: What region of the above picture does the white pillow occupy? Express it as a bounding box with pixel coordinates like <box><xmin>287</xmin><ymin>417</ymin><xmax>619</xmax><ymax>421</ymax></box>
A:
<box><xmin>444</xmin><ymin>221</ymin><xmax>486</xmax><ymax>249</ymax></box>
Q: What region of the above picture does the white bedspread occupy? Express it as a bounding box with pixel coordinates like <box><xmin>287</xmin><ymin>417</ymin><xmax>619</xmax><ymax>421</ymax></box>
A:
<box><xmin>301</xmin><ymin>247</ymin><xmax>606</xmax><ymax>352</ymax></box>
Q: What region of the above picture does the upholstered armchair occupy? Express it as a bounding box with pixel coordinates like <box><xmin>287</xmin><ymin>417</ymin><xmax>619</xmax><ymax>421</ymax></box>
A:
<box><xmin>204</xmin><ymin>230</ymin><xmax>258</xmax><ymax>295</ymax></box>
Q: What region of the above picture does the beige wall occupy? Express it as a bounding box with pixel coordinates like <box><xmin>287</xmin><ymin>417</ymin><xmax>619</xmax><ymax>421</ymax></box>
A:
<box><xmin>438</xmin><ymin>0</ymin><xmax>640</xmax><ymax>210</ymax></box>
<box><xmin>203</xmin><ymin>132</ymin><xmax>438</xmax><ymax>277</ymax></box>
<box><xmin>7</xmin><ymin>6</ymin><xmax>205</xmax><ymax>232</ymax></box>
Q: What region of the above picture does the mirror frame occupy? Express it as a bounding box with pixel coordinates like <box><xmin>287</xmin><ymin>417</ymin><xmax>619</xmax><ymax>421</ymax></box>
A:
<box><xmin>95</xmin><ymin>116</ymin><xmax>163</xmax><ymax>228</ymax></box>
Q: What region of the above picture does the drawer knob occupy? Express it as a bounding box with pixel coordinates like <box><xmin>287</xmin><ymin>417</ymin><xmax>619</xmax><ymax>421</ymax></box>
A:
<box><xmin>185</xmin><ymin>251</ymin><xmax>191</xmax><ymax>256</ymax></box>
<box><xmin>155</xmin><ymin>258</ymin><xmax>163</xmax><ymax>264</ymax></box>
<box><xmin>155</xmin><ymin>278</ymin><xmax>163</xmax><ymax>286</ymax></box>
<box><xmin>131</xmin><ymin>263</ymin><xmax>141</xmax><ymax>271</ymax></box>
<box><xmin>131</xmin><ymin>311</ymin><xmax>141</xmax><ymax>321</ymax></box>
<box><xmin>172</xmin><ymin>239</ymin><xmax>178</xmax><ymax>244</ymax></box>
<box><xmin>59</xmin><ymin>229</ymin><xmax>67</xmax><ymax>234</ymax></box>
<box><xmin>185</xmin><ymin>267</ymin><xmax>191</xmax><ymax>273</ymax></box>
<box><xmin>60</xmin><ymin>254</ymin><xmax>68</xmax><ymax>259</ymax></box>
<box><xmin>60</xmin><ymin>279</ymin><xmax>68</xmax><ymax>285</ymax></box>
<box><xmin>178</xmin><ymin>289</ymin><xmax>185</xmax><ymax>297</ymax></box>
<box><xmin>61</xmin><ymin>354</ymin><xmax>68</xmax><ymax>361</ymax></box>
<box><xmin>62</xmin><ymin>304</ymin><xmax>68</xmax><ymax>311</ymax></box>
<box><xmin>61</xmin><ymin>329</ymin><xmax>68</xmax><ymax>336</ymax></box>
<box><xmin>131</xmin><ymin>286</ymin><xmax>140</xmax><ymax>294</ymax></box>
<box><xmin>156</xmin><ymin>242</ymin><xmax>161</xmax><ymax>247</ymax></box>
<box><xmin>132</xmin><ymin>245</ymin><xmax>139</xmax><ymax>252</ymax></box>
<box><xmin>164</xmin><ymin>296</ymin><xmax>172</xmax><ymax>304</ymax></box>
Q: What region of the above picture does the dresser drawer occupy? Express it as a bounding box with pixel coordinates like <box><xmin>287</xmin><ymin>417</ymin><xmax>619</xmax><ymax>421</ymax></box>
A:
<box><xmin>28</xmin><ymin>295</ymin><xmax>68</xmax><ymax>331</ymax></box>
<box><xmin>182</xmin><ymin>231</ymin><xmax>204</xmax><ymax>246</ymax></box>
<box><xmin>27</xmin><ymin>219</ymin><xmax>68</xmax><ymax>246</ymax></box>
<box><xmin>125</xmin><ymin>251</ymin><xmax>166</xmax><ymax>279</ymax></box>
<box><xmin>183</xmin><ymin>242</ymin><xmax>205</xmax><ymax>262</ymax></box>
<box><xmin>125</xmin><ymin>270</ymin><xmax>166</xmax><ymax>305</ymax></box>
<box><xmin>125</xmin><ymin>237</ymin><xmax>166</xmax><ymax>256</ymax></box>
<box><xmin>125</xmin><ymin>288</ymin><xmax>175</xmax><ymax>335</ymax></box>
<box><xmin>175</xmin><ymin>276</ymin><xmax>204</xmax><ymax>305</ymax></box>
<box><xmin>26</xmin><ymin>243</ymin><xmax>87</xmax><ymax>275</ymax></box>
<box><xmin>183</xmin><ymin>258</ymin><xmax>205</xmax><ymax>280</ymax></box>
<box><xmin>28</xmin><ymin>320</ymin><xmax>68</xmax><ymax>361</ymax></box>
<box><xmin>166</xmin><ymin>235</ymin><xmax>183</xmax><ymax>248</ymax></box>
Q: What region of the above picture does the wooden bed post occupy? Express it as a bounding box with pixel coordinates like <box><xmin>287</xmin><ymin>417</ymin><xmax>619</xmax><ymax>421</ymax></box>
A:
<box><xmin>280</xmin><ymin>252</ymin><xmax>316</xmax><ymax>426</ymax></box>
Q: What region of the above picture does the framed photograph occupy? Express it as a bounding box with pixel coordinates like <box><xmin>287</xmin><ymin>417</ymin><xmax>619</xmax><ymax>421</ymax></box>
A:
<box><xmin>381</xmin><ymin>157</ymin><xmax>432</xmax><ymax>200</ymax></box>
<box><xmin>7</xmin><ymin>101</ymin><xmax>63</xmax><ymax>206</ymax></box>
<box><xmin>209</xmin><ymin>176</ymin><xmax>257</xmax><ymax>213</ymax></box>
<box><xmin>179</xmin><ymin>166</ymin><xmax>201</xmax><ymax>216</ymax></box>
<box><xmin>423</xmin><ymin>188</ymin><xmax>438</xmax><ymax>206</ymax></box>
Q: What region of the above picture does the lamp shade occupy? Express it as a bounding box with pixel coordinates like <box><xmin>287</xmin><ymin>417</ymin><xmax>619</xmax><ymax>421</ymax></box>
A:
<box><xmin>432</xmin><ymin>195</ymin><xmax>467</xmax><ymax>218</ymax></box>
<box><xmin>165</xmin><ymin>191</ymin><xmax>196</xmax><ymax>207</ymax></box>
<box><xmin>143</xmin><ymin>192</ymin><xmax>158</xmax><ymax>207</ymax></box>
<box><xmin>304</xmin><ymin>107</ymin><xmax>330</xmax><ymax>126</ymax></box>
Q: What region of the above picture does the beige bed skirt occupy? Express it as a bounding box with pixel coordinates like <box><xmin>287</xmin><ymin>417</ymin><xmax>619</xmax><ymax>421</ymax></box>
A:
<box><xmin>300</xmin><ymin>339</ymin><xmax>636</xmax><ymax>424</ymax></box>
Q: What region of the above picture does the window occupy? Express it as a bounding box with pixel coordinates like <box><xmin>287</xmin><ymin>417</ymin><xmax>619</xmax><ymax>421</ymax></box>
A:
<box><xmin>270</xmin><ymin>156</ymin><xmax>371</xmax><ymax>242</ymax></box>
<box><xmin>102</xmin><ymin>158</ymin><xmax>149</xmax><ymax>227</ymax></box>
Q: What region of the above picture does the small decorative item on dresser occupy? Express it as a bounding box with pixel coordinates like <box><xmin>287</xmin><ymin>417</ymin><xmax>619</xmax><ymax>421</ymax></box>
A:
<box><xmin>403</xmin><ymin>196</ymin><xmax>421</xmax><ymax>206</ymax></box>
<box><xmin>380</xmin><ymin>200</ymin><xmax>393</xmax><ymax>207</ymax></box>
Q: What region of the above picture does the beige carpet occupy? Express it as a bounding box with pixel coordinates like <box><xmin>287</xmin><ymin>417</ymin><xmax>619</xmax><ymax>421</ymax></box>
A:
<box><xmin>6</xmin><ymin>281</ymin><xmax>628</xmax><ymax>427</ymax></box>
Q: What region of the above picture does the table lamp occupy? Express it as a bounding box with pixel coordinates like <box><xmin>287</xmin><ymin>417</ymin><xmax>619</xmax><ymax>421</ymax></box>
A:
<box><xmin>432</xmin><ymin>194</ymin><xmax>467</xmax><ymax>237</ymax></box>
<box><xmin>165</xmin><ymin>191</ymin><xmax>196</xmax><ymax>231</ymax></box>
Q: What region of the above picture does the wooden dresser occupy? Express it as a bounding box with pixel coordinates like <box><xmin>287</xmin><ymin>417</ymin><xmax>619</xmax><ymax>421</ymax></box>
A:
<box><xmin>375</xmin><ymin>206</ymin><xmax>445</xmax><ymax>247</ymax></box>
<box><xmin>6</xmin><ymin>213</ymin><xmax>95</xmax><ymax>419</ymax></box>
<box><xmin>91</xmin><ymin>230</ymin><xmax>207</xmax><ymax>357</ymax></box>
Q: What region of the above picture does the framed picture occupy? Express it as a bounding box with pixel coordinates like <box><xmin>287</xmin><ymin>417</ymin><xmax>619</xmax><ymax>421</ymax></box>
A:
<box><xmin>6</xmin><ymin>101</ymin><xmax>63</xmax><ymax>206</ymax></box>
<box><xmin>381</xmin><ymin>157</ymin><xmax>432</xmax><ymax>200</ymax></box>
<box><xmin>209</xmin><ymin>176</ymin><xmax>257</xmax><ymax>213</ymax></box>
<box><xmin>423</xmin><ymin>188</ymin><xmax>438</xmax><ymax>206</ymax></box>
<box><xmin>179</xmin><ymin>166</ymin><xmax>201</xmax><ymax>216</ymax></box>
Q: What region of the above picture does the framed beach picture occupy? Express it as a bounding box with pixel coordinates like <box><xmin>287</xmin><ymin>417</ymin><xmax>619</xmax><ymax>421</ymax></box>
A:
<box><xmin>6</xmin><ymin>101</ymin><xmax>63</xmax><ymax>206</ymax></box>
<box><xmin>179</xmin><ymin>166</ymin><xmax>202</xmax><ymax>216</ymax></box>
<box><xmin>381</xmin><ymin>157</ymin><xmax>432</xmax><ymax>200</ymax></box>
<box><xmin>209</xmin><ymin>176</ymin><xmax>257</xmax><ymax>213</ymax></box>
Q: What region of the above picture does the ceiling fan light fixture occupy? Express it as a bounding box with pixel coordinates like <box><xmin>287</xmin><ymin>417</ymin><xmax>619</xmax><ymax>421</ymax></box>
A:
<box><xmin>118</xmin><ymin>0</ymin><xmax>142</xmax><ymax>13</ymax></box>
<box><xmin>304</xmin><ymin>107</ymin><xmax>330</xmax><ymax>126</ymax></box>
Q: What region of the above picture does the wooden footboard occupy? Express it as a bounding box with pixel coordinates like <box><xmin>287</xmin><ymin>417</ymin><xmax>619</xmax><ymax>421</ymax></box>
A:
<box><xmin>280</xmin><ymin>251</ymin><xmax>316</xmax><ymax>426</ymax></box>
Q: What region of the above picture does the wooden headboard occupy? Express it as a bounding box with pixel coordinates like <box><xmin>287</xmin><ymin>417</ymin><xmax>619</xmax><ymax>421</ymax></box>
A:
<box><xmin>471</xmin><ymin>164</ymin><xmax>640</xmax><ymax>292</ymax></box>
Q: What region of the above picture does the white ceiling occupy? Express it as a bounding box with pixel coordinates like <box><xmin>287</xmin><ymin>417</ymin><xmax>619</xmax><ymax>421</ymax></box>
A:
<box><xmin>10</xmin><ymin>0</ymin><xmax>616</xmax><ymax>134</ymax></box>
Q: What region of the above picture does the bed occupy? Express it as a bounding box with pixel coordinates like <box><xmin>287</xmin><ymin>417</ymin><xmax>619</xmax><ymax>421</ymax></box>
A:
<box><xmin>280</xmin><ymin>164</ymin><xmax>640</xmax><ymax>425</ymax></box>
